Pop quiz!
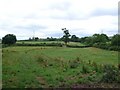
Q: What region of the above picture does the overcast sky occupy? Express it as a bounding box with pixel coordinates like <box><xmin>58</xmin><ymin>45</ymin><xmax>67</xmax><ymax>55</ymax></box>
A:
<box><xmin>0</xmin><ymin>0</ymin><xmax>119</xmax><ymax>40</ymax></box>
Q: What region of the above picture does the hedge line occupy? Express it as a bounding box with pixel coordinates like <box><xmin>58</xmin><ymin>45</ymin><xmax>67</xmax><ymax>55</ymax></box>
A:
<box><xmin>93</xmin><ymin>43</ymin><xmax>120</xmax><ymax>51</ymax></box>
<box><xmin>66</xmin><ymin>45</ymin><xmax>90</xmax><ymax>48</ymax></box>
<box><xmin>16</xmin><ymin>43</ymin><xmax>91</xmax><ymax>48</ymax></box>
<box><xmin>15</xmin><ymin>43</ymin><xmax>63</xmax><ymax>47</ymax></box>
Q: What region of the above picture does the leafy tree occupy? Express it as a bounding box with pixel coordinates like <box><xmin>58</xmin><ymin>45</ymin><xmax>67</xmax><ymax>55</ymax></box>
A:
<box><xmin>111</xmin><ymin>34</ymin><xmax>120</xmax><ymax>46</ymax></box>
<box><xmin>47</xmin><ymin>37</ymin><xmax>57</xmax><ymax>41</ymax></box>
<box><xmin>35</xmin><ymin>37</ymin><xmax>39</xmax><ymax>41</ymax></box>
<box><xmin>92</xmin><ymin>34</ymin><xmax>101</xmax><ymax>43</ymax></box>
<box><xmin>62</xmin><ymin>28</ymin><xmax>71</xmax><ymax>46</ymax></box>
<box><xmin>71</xmin><ymin>35</ymin><xmax>79</xmax><ymax>42</ymax></box>
<box><xmin>100</xmin><ymin>34</ymin><xmax>109</xmax><ymax>43</ymax></box>
<box><xmin>92</xmin><ymin>33</ymin><xmax>109</xmax><ymax>44</ymax></box>
<box><xmin>29</xmin><ymin>37</ymin><xmax>32</xmax><ymax>41</ymax></box>
<box><xmin>80</xmin><ymin>37</ymin><xmax>89</xmax><ymax>43</ymax></box>
<box><xmin>2</xmin><ymin>34</ymin><xmax>17</xmax><ymax>45</ymax></box>
<box><xmin>85</xmin><ymin>36</ymin><xmax>94</xmax><ymax>46</ymax></box>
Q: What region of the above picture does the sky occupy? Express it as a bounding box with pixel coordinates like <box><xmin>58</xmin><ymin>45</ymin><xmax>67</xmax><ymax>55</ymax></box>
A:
<box><xmin>0</xmin><ymin>0</ymin><xmax>119</xmax><ymax>40</ymax></box>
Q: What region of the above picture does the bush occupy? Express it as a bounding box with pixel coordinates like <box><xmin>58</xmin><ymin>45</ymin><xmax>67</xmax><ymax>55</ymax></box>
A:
<box><xmin>67</xmin><ymin>45</ymin><xmax>90</xmax><ymax>48</ymax></box>
<box><xmin>81</xmin><ymin>65</ymin><xmax>89</xmax><ymax>74</ymax></box>
<box><xmin>109</xmin><ymin>46</ymin><xmax>120</xmax><ymax>51</ymax></box>
<box><xmin>101</xmin><ymin>64</ymin><xmax>119</xmax><ymax>83</ymax></box>
<box><xmin>70</xmin><ymin>62</ymin><xmax>78</xmax><ymax>68</ymax></box>
<box><xmin>2</xmin><ymin>34</ymin><xmax>17</xmax><ymax>45</ymax></box>
<box><xmin>93</xmin><ymin>43</ymin><xmax>110</xmax><ymax>50</ymax></box>
<box><xmin>92</xmin><ymin>62</ymin><xmax>99</xmax><ymax>72</ymax></box>
<box><xmin>16</xmin><ymin>42</ymin><xmax>63</xmax><ymax>47</ymax></box>
<box><xmin>69</xmin><ymin>60</ymin><xmax>79</xmax><ymax>69</ymax></box>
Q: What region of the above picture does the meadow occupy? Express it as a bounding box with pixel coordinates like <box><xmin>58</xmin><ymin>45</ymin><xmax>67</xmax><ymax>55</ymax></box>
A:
<box><xmin>16</xmin><ymin>41</ymin><xmax>85</xmax><ymax>47</ymax></box>
<box><xmin>2</xmin><ymin>42</ymin><xmax>120</xmax><ymax>88</ymax></box>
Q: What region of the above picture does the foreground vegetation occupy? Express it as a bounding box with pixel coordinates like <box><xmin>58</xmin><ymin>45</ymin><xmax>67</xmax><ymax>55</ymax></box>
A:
<box><xmin>2</xmin><ymin>46</ymin><xmax>120</xmax><ymax>88</ymax></box>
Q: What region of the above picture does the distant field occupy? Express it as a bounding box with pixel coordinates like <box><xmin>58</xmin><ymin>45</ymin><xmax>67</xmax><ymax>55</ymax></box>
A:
<box><xmin>16</xmin><ymin>41</ymin><xmax>85</xmax><ymax>46</ymax></box>
<box><xmin>2</xmin><ymin>46</ymin><xmax>118</xmax><ymax>88</ymax></box>
<box><xmin>17</xmin><ymin>41</ymin><xmax>62</xmax><ymax>44</ymax></box>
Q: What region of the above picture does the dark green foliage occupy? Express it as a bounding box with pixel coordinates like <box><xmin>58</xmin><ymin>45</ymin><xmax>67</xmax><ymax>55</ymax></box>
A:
<box><xmin>67</xmin><ymin>45</ymin><xmax>90</xmax><ymax>48</ymax></box>
<box><xmin>70</xmin><ymin>62</ymin><xmax>79</xmax><ymax>69</ymax></box>
<box><xmin>56</xmin><ymin>76</ymin><xmax>65</xmax><ymax>82</ymax></box>
<box><xmin>111</xmin><ymin>34</ymin><xmax>120</xmax><ymax>46</ymax></box>
<box><xmin>34</xmin><ymin>37</ymin><xmax>39</xmax><ymax>41</ymax></box>
<box><xmin>80</xmin><ymin>34</ymin><xmax>109</xmax><ymax>47</ymax></box>
<box><xmin>109</xmin><ymin>46</ymin><xmax>120</xmax><ymax>51</ymax></box>
<box><xmin>80</xmin><ymin>37</ymin><xmax>89</xmax><ymax>43</ymax></box>
<box><xmin>71</xmin><ymin>35</ymin><xmax>79</xmax><ymax>42</ymax></box>
<box><xmin>16</xmin><ymin>42</ymin><xmax>63</xmax><ymax>47</ymax></box>
<box><xmin>2</xmin><ymin>34</ymin><xmax>17</xmax><ymax>45</ymax></box>
<box><xmin>62</xmin><ymin>28</ymin><xmax>71</xmax><ymax>46</ymax></box>
<box><xmin>92</xmin><ymin>34</ymin><xmax>109</xmax><ymax>44</ymax></box>
<box><xmin>47</xmin><ymin>37</ymin><xmax>57</xmax><ymax>41</ymax></box>
<box><xmin>69</xmin><ymin>57</ymin><xmax>82</xmax><ymax>69</ymax></box>
<box><xmin>101</xmin><ymin>64</ymin><xmax>120</xmax><ymax>83</ymax></box>
<box><xmin>118</xmin><ymin>64</ymin><xmax>120</xmax><ymax>70</ymax></box>
<box><xmin>82</xmin><ymin>65</ymin><xmax>89</xmax><ymax>74</ymax></box>
<box><xmin>80</xmin><ymin>33</ymin><xmax>120</xmax><ymax>51</ymax></box>
<box><xmin>92</xmin><ymin>62</ymin><xmax>98</xmax><ymax>72</ymax></box>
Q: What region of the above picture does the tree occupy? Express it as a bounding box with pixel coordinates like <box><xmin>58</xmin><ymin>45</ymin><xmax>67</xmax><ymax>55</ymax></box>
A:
<box><xmin>2</xmin><ymin>34</ymin><xmax>17</xmax><ymax>45</ymax></box>
<box><xmin>71</xmin><ymin>35</ymin><xmax>79</xmax><ymax>42</ymax></box>
<box><xmin>35</xmin><ymin>37</ymin><xmax>39</xmax><ymax>41</ymax></box>
<box><xmin>111</xmin><ymin>34</ymin><xmax>120</xmax><ymax>46</ymax></box>
<box><xmin>62</xmin><ymin>28</ymin><xmax>71</xmax><ymax>46</ymax></box>
<box><xmin>100</xmin><ymin>34</ymin><xmax>109</xmax><ymax>43</ymax></box>
<box><xmin>92</xmin><ymin>33</ymin><xmax>109</xmax><ymax>44</ymax></box>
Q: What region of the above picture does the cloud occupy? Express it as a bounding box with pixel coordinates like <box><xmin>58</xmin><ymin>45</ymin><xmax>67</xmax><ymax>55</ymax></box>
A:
<box><xmin>50</xmin><ymin>1</ymin><xmax>71</xmax><ymax>11</ymax></box>
<box><xmin>14</xmin><ymin>24</ymin><xmax>47</xmax><ymax>31</ymax></box>
<box><xmin>91</xmin><ymin>8</ymin><xmax>117</xmax><ymax>17</ymax></box>
<box><xmin>0</xmin><ymin>0</ymin><xmax>119</xmax><ymax>40</ymax></box>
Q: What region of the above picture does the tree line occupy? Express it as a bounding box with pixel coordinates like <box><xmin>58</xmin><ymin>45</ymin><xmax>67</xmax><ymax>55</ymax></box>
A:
<box><xmin>1</xmin><ymin>29</ymin><xmax>120</xmax><ymax>51</ymax></box>
<box><xmin>80</xmin><ymin>33</ymin><xmax>120</xmax><ymax>51</ymax></box>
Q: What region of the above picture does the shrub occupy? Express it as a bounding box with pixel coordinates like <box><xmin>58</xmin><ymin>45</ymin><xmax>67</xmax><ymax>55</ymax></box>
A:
<box><xmin>92</xmin><ymin>62</ymin><xmax>101</xmax><ymax>72</ymax></box>
<box><xmin>81</xmin><ymin>65</ymin><xmax>89</xmax><ymax>74</ymax></box>
<box><xmin>101</xmin><ymin>64</ymin><xmax>119</xmax><ymax>83</ymax></box>
<box><xmin>2</xmin><ymin>34</ymin><xmax>17</xmax><ymax>45</ymax></box>
<box><xmin>118</xmin><ymin>64</ymin><xmax>120</xmax><ymax>70</ymax></box>
<box><xmin>56</xmin><ymin>76</ymin><xmax>65</xmax><ymax>82</ymax></box>
<box><xmin>16</xmin><ymin>42</ymin><xmax>63</xmax><ymax>47</ymax></box>
<box><xmin>69</xmin><ymin>58</ymin><xmax>81</xmax><ymax>69</ymax></box>
<box><xmin>69</xmin><ymin>60</ymin><xmax>79</xmax><ymax>68</ymax></box>
<box><xmin>109</xmin><ymin>46</ymin><xmax>120</xmax><ymax>51</ymax></box>
<box><xmin>93</xmin><ymin>43</ymin><xmax>110</xmax><ymax>50</ymax></box>
<box><xmin>36</xmin><ymin>55</ymin><xmax>45</xmax><ymax>63</ymax></box>
<box><xmin>70</xmin><ymin>62</ymin><xmax>78</xmax><ymax>68</ymax></box>
<box><xmin>67</xmin><ymin>45</ymin><xmax>90</xmax><ymax>48</ymax></box>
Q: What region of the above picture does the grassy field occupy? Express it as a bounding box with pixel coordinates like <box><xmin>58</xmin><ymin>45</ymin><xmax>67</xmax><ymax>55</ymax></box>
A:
<box><xmin>2</xmin><ymin>46</ymin><xmax>119</xmax><ymax>88</ymax></box>
<box><xmin>16</xmin><ymin>41</ymin><xmax>85</xmax><ymax>46</ymax></box>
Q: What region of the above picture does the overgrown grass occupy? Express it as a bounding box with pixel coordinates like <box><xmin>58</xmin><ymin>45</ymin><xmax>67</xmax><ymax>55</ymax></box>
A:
<box><xmin>2</xmin><ymin>46</ymin><xmax>119</xmax><ymax>88</ymax></box>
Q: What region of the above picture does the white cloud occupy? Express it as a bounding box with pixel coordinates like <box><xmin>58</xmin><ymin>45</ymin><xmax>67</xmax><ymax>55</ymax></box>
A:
<box><xmin>0</xmin><ymin>0</ymin><xmax>119</xmax><ymax>39</ymax></box>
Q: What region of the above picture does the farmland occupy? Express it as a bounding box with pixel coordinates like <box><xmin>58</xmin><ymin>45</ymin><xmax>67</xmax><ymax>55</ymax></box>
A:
<box><xmin>2</xmin><ymin>42</ymin><xmax>120</xmax><ymax>88</ymax></box>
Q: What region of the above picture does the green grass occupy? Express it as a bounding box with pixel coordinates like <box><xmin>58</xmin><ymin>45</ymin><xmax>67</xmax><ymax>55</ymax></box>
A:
<box><xmin>16</xmin><ymin>41</ymin><xmax>85</xmax><ymax>46</ymax></box>
<box><xmin>2</xmin><ymin>46</ymin><xmax>119</xmax><ymax>88</ymax></box>
<box><xmin>17</xmin><ymin>41</ymin><xmax>62</xmax><ymax>44</ymax></box>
